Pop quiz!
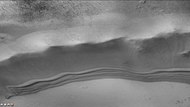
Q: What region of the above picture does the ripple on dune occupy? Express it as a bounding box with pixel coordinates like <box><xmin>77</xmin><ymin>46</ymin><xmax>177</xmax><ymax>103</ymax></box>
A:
<box><xmin>6</xmin><ymin>67</ymin><xmax>190</xmax><ymax>99</ymax></box>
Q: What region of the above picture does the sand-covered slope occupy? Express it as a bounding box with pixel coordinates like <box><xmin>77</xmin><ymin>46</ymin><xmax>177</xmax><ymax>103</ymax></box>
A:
<box><xmin>1</xmin><ymin>0</ymin><xmax>190</xmax><ymax>101</ymax></box>
<box><xmin>0</xmin><ymin>31</ymin><xmax>189</xmax><ymax>98</ymax></box>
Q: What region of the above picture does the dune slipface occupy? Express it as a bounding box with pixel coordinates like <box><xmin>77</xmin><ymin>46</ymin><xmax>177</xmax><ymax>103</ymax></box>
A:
<box><xmin>0</xmin><ymin>32</ymin><xmax>189</xmax><ymax>99</ymax></box>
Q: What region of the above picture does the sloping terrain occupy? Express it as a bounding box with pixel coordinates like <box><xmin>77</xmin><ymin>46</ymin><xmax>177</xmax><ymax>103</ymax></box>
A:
<box><xmin>0</xmin><ymin>32</ymin><xmax>190</xmax><ymax>98</ymax></box>
<box><xmin>0</xmin><ymin>1</ymin><xmax>190</xmax><ymax>107</ymax></box>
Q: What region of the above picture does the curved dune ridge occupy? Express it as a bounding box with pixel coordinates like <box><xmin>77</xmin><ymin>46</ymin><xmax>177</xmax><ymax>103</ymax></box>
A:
<box><xmin>0</xmin><ymin>31</ymin><xmax>190</xmax><ymax>99</ymax></box>
<box><xmin>1</xmin><ymin>1</ymin><xmax>190</xmax><ymax>107</ymax></box>
<box><xmin>0</xmin><ymin>13</ymin><xmax>190</xmax><ymax>62</ymax></box>
<box><xmin>6</xmin><ymin>67</ymin><xmax>190</xmax><ymax>99</ymax></box>
<box><xmin>1</xmin><ymin>11</ymin><xmax>190</xmax><ymax>100</ymax></box>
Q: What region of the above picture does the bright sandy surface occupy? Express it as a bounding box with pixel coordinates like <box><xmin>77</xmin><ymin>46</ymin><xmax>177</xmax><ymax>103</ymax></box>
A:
<box><xmin>3</xmin><ymin>79</ymin><xmax>190</xmax><ymax>107</ymax></box>
<box><xmin>1</xmin><ymin>12</ymin><xmax>190</xmax><ymax>62</ymax></box>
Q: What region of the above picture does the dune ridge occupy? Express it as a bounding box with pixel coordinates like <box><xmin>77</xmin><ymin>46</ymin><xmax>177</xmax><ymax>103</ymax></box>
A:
<box><xmin>1</xmin><ymin>31</ymin><xmax>190</xmax><ymax>99</ymax></box>
<box><xmin>6</xmin><ymin>67</ymin><xmax>190</xmax><ymax>99</ymax></box>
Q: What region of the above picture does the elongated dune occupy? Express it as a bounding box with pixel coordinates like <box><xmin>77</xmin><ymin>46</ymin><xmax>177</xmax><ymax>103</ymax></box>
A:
<box><xmin>0</xmin><ymin>32</ymin><xmax>190</xmax><ymax>99</ymax></box>
<box><xmin>1</xmin><ymin>2</ymin><xmax>190</xmax><ymax>107</ymax></box>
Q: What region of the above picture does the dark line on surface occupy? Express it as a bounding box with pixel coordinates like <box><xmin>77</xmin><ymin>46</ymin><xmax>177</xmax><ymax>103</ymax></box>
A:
<box><xmin>6</xmin><ymin>67</ymin><xmax>190</xmax><ymax>99</ymax></box>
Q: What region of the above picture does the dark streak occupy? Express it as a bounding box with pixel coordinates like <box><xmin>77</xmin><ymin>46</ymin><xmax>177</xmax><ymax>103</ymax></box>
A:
<box><xmin>6</xmin><ymin>67</ymin><xmax>190</xmax><ymax>99</ymax></box>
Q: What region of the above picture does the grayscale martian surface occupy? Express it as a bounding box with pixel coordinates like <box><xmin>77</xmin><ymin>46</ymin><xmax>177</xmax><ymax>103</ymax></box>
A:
<box><xmin>0</xmin><ymin>0</ymin><xmax>190</xmax><ymax>107</ymax></box>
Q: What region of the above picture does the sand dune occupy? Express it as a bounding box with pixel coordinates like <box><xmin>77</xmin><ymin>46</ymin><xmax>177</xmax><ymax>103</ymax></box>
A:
<box><xmin>0</xmin><ymin>12</ymin><xmax>190</xmax><ymax>61</ymax></box>
<box><xmin>0</xmin><ymin>32</ymin><xmax>189</xmax><ymax>99</ymax></box>
<box><xmin>7</xmin><ymin>67</ymin><xmax>190</xmax><ymax>99</ymax></box>
<box><xmin>0</xmin><ymin>1</ymin><xmax>190</xmax><ymax>107</ymax></box>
